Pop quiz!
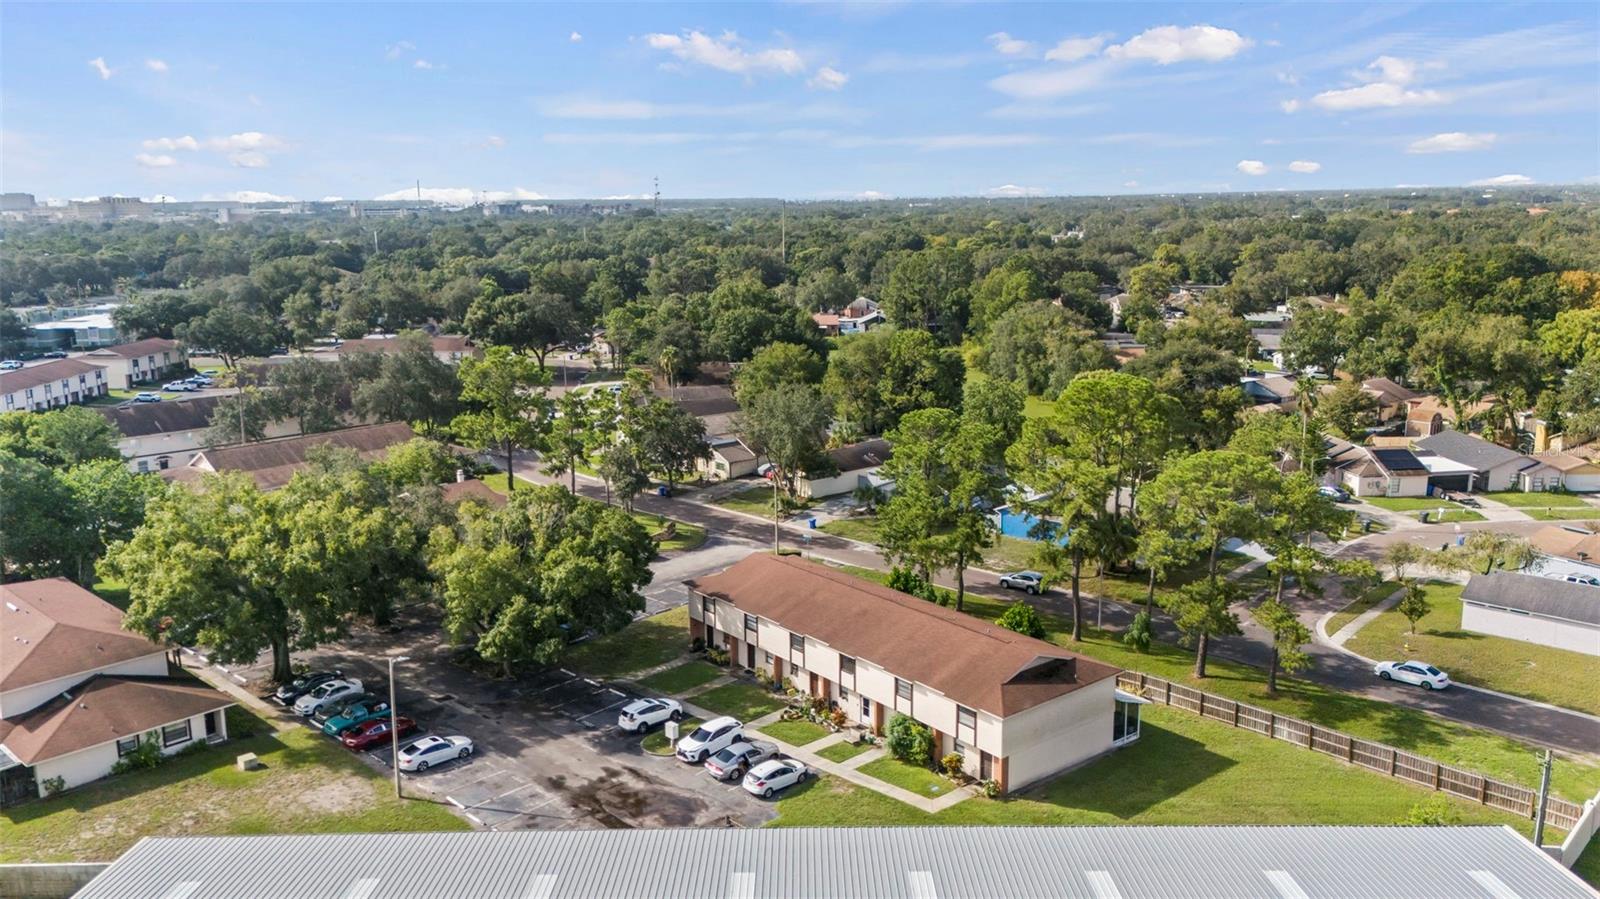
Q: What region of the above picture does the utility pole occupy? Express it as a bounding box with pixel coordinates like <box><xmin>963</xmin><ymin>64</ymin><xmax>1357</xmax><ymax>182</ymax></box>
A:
<box><xmin>372</xmin><ymin>229</ymin><xmax>379</xmax><ymax>255</ymax></box>
<box><xmin>415</xmin><ymin>179</ymin><xmax>421</xmax><ymax>204</ymax></box>
<box><xmin>652</xmin><ymin>176</ymin><xmax>660</xmax><ymax>214</ymax></box>
<box><xmin>780</xmin><ymin>200</ymin><xmax>787</xmax><ymax>265</ymax></box>
<box><xmin>772</xmin><ymin>470</ymin><xmax>781</xmax><ymax>554</ymax></box>
<box><xmin>1532</xmin><ymin>749</ymin><xmax>1553</xmax><ymax>846</ymax></box>
<box><xmin>388</xmin><ymin>655</ymin><xmax>411</xmax><ymax>799</ymax></box>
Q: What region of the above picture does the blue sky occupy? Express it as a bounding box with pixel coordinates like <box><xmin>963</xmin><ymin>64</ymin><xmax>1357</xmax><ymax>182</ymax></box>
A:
<box><xmin>2</xmin><ymin>2</ymin><xmax>1596</xmax><ymax>202</ymax></box>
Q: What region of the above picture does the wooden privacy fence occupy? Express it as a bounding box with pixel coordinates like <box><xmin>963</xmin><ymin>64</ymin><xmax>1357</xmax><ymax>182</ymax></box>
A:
<box><xmin>1116</xmin><ymin>671</ymin><xmax>1584</xmax><ymax>832</ymax></box>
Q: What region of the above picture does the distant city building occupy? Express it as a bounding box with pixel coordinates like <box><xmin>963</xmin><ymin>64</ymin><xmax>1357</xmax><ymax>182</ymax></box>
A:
<box><xmin>63</xmin><ymin>196</ymin><xmax>152</xmax><ymax>222</ymax></box>
<box><xmin>0</xmin><ymin>192</ymin><xmax>36</xmax><ymax>211</ymax></box>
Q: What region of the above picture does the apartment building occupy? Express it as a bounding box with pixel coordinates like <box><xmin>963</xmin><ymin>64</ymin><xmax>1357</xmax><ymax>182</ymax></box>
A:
<box><xmin>0</xmin><ymin>359</ymin><xmax>109</xmax><ymax>412</ymax></box>
<box><xmin>686</xmin><ymin>554</ymin><xmax>1131</xmax><ymax>794</ymax></box>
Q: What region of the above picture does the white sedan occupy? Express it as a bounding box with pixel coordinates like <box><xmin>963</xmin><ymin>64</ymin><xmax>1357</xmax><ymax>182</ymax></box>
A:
<box><xmin>741</xmin><ymin>758</ymin><xmax>810</xmax><ymax>798</ymax></box>
<box><xmin>1374</xmin><ymin>661</ymin><xmax>1451</xmax><ymax>690</ymax></box>
<box><xmin>616</xmin><ymin>697</ymin><xmax>683</xmax><ymax>732</ymax></box>
<box><xmin>397</xmin><ymin>735</ymin><xmax>474</xmax><ymax>772</ymax></box>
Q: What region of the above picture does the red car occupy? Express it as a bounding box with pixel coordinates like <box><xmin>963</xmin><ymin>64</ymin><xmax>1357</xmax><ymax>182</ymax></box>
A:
<box><xmin>340</xmin><ymin>716</ymin><xmax>417</xmax><ymax>751</ymax></box>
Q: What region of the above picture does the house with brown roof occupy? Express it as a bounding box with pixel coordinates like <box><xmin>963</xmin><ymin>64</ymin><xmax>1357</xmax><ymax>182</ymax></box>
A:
<box><xmin>1529</xmin><ymin>451</ymin><xmax>1600</xmax><ymax>493</ymax></box>
<box><xmin>696</xmin><ymin>435</ymin><xmax>758</xmax><ymax>482</ymax></box>
<box><xmin>0</xmin><ymin>358</ymin><xmax>109</xmax><ymax>412</ymax></box>
<box><xmin>686</xmin><ymin>554</ymin><xmax>1132</xmax><ymax>794</ymax></box>
<box><xmin>1528</xmin><ymin>525</ymin><xmax>1600</xmax><ymax>582</ymax></box>
<box><xmin>96</xmin><ymin>394</ymin><xmax>303</xmax><ymax>473</ymax></box>
<box><xmin>82</xmin><ymin>337</ymin><xmax>188</xmax><ymax>389</ymax></box>
<box><xmin>795</xmin><ymin>437</ymin><xmax>894</xmax><ymax>499</ymax></box>
<box><xmin>333</xmin><ymin>334</ymin><xmax>480</xmax><ymax>365</ymax></box>
<box><xmin>1358</xmin><ymin>377</ymin><xmax>1418</xmax><ymax>422</ymax></box>
<box><xmin>0</xmin><ymin>579</ymin><xmax>233</xmax><ymax>805</ymax></box>
<box><xmin>165</xmin><ymin>421</ymin><xmax>416</xmax><ymax>490</ymax></box>
<box><xmin>1332</xmin><ymin>446</ymin><xmax>1431</xmax><ymax>497</ymax></box>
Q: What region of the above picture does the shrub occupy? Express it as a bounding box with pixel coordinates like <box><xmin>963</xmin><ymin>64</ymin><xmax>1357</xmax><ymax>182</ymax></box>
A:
<box><xmin>828</xmin><ymin>707</ymin><xmax>848</xmax><ymax>730</ymax></box>
<box><xmin>754</xmin><ymin>668</ymin><xmax>773</xmax><ymax>688</ymax></box>
<box><xmin>691</xmin><ymin>636</ymin><xmax>706</xmax><ymax>653</ymax></box>
<box><xmin>979</xmin><ymin>779</ymin><xmax>1001</xmax><ymax>799</ymax></box>
<box><xmin>110</xmin><ymin>732</ymin><xmax>163</xmax><ymax>775</ymax></box>
<box><xmin>885</xmin><ymin>713</ymin><xmax>934</xmax><ymax>767</ymax></box>
<box><xmin>1398</xmin><ymin>794</ymin><xmax>1458</xmax><ymax>826</ymax></box>
<box><xmin>41</xmin><ymin>776</ymin><xmax>65</xmax><ymax>797</ymax></box>
<box><xmin>706</xmin><ymin>647</ymin><xmax>730</xmax><ymax>666</ymax></box>
<box><xmin>1122</xmin><ymin>610</ymin><xmax>1153</xmax><ymax>653</ymax></box>
<box><xmin>887</xmin><ymin>566</ymin><xmax>930</xmax><ymax>597</ymax></box>
<box><xmin>996</xmin><ymin>600</ymin><xmax>1046</xmax><ymax>639</ymax></box>
<box><xmin>940</xmin><ymin>752</ymin><xmax>965</xmax><ymax>779</ymax></box>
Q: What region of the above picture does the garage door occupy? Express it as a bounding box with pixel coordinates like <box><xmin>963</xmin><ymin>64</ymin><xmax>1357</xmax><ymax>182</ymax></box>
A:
<box><xmin>1428</xmin><ymin>474</ymin><xmax>1471</xmax><ymax>493</ymax></box>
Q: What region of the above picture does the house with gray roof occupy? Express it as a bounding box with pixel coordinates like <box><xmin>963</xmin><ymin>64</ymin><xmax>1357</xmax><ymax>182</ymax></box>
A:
<box><xmin>1460</xmin><ymin>571</ymin><xmax>1600</xmax><ymax>656</ymax></box>
<box><xmin>1414</xmin><ymin>430</ymin><xmax>1536</xmax><ymax>492</ymax></box>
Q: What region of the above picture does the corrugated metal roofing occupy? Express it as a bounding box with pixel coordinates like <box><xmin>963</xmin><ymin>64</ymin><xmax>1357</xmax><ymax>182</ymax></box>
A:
<box><xmin>73</xmin><ymin>826</ymin><xmax>1596</xmax><ymax>899</ymax></box>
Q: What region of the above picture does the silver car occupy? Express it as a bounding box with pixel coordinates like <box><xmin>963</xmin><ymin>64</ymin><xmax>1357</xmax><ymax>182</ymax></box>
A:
<box><xmin>999</xmin><ymin>571</ymin><xmax>1045</xmax><ymax>594</ymax></box>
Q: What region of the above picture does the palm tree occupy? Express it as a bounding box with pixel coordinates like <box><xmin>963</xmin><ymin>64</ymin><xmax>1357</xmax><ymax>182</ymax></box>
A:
<box><xmin>656</xmin><ymin>346</ymin><xmax>680</xmax><ymax>400</ymax></box>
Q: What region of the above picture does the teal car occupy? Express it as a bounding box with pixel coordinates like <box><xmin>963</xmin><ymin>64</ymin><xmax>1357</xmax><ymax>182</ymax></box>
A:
<box><xmin>320</xmin><ymin>699</ymin><xmax>393</xmax><ymax>736</ymax></box>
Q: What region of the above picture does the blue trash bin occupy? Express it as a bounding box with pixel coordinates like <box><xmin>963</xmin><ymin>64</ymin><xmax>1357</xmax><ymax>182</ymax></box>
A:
<box><xmin>657</xmin><ymin>485</ymin><xmax>669</xmax><ymax>497</ymax></box>
<box><xmin>808</xmin><ymin>517</ymin><xmax>817</xmax><ymax>529</ymax></box>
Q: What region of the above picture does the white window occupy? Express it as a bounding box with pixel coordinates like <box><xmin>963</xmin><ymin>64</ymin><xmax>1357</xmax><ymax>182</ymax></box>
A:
<box><xmin>137</xmin><ymin>460</ymin><xmax>150</xmax><ymax>472</ymax></box>
<box><xmin>894</xmin><ymin>678</ymin><xmax>914</xmax><ymax>715</ymax></box>
<box><xmin>162</xmin><ymin>720</ymin><xmax>192</xmax><ymax>747</ymax></box>
<box><xmin>116</xmin><ymin>734</ymin><xmax>140</xmax><ymax>757</ymax></box>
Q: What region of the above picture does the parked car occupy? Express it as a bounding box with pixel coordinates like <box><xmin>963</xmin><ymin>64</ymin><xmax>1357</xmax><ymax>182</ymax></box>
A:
<box><xmin>186</xmin><ymin>375</ymin><xmax>214</xmax><ymax>387</ymax></box>
<box><xmin>320</xmin><ymin>699</ymin><xmax>392</xmax><ymax>736</ymax></box>
<box><xmin>133</xmin><ymin>392</ymin><xmax>162</xmax><ymax>403</ymax></box>
<box><xmin>163</xmin><ymin>381</ymin><xmax>196</xmax><ymax>392</ymax></box>
<box><xmin>674</xmin><ymin>716</ymin><xmax>744</xmax><ymax>763</ymax></box>
<box><xmin>1456</xmin><ymin>496</ymin><xmax>1481</xmax><ymax>508</ymax></box>
<box><xmin>293</xmin><ymin>678</ymin><xmax>365</xmax><ymax>716</ymax></box>
<box><xmin>41</xmin><ymin>350</ymin><xmax>68</xmax><ymax>359</ymax></box>
<box><xmin>311</xmin><ymin>693</ymin><xmax>376</xmax><ymax>727</ymax></box>
<box><xmin>273</xmin><ymin>669</ymin><xmax>344</xmax><ymax>705</ymax></box>
<box><xmin>1374</xmin><ymin>661</ymin><xmax>1450</xmax><ymax>690</ymax></box>
<box><xmin>1317</xmin><ymin>485</ymin><xmax>1351</xmax><ymax>502</ymax></box>
<box><xmin>741</xmin><ymin>758</ymin><xmax>809</xmax><ymax>798</ymax></box>
<box><xmin>704</xmin><ymin>739</ymin><xmax>779</xmax><ymax>782</ymax></box>
<box><xmin>1561</xmin><ymin>574</ymin><xmax>1600</xmax><ymax>587</ymax></box>
<box><xmin>397</xmin><ymin>735</ymin><xmax>473</xmax><ymax>772</ymax></box>
<box><xmin>0</xmin><ymin>360</ymin><xmax>22</xmax><ymax>370</ymax></box>
<box><xmin>616</xmin><ymin>698</ymin><xmax>683</xmax><ymax>732</ymax></box>
<box><xmin>999</xmin><ymin>571</ymin><xmax>1045</xmax><ymax>594</ymax></box>
<box><xmin>340</xmin><ymin>716</ymin><xmax>417</xmax><ymax>751</ymax></box>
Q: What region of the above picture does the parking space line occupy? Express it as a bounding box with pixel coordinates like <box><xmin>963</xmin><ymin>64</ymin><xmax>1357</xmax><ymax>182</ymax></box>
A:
<box><xmin>577</xmin><ymin>697</ymin><xmax>632</xmax><ymax>723</ymax></box>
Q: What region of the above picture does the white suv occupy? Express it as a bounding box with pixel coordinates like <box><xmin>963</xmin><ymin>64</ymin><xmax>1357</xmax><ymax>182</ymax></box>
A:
<box><xmin>293</xmin><ymin>678</ymin><xmax>365</xmax><ymax>716</ymax></box>
<box><xmin>674</xmin><ymin>716</ymin><xmax>743</xmax><ymax>763</ymax></box>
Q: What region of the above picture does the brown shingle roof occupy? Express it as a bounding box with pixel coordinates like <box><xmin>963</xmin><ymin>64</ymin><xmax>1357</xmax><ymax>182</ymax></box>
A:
<box><xmin>1528</xmin><ymin>525</ymin><xmax>1600</xmax><ymax>563</ymax></box>
<box><xmin>440</xmin><ymin>479</ymin><xmax>507</xmax><ymax>508</ymax></box>
<box><xmin>1533</xmin><ymin>451</ymin><xmax>1600</xmax><ymax>474</ymax></box>
<box><xmin>336</xmin><ymin>335</ymin><xmax>478</xmax><ymax>356</ymax></box>
<box><xmin>84</xmin><ymin>337</ymin><xmax>182</xmax><ymax>359</ymax></box>
<box><xmin>180</xmin><ymin>422</ymin><xmax>415</xmax><ymax>490</ymax></box>
<box><xmin>96</xmin><ymin>394</ymin><xmax>223</xmax><ymax>437</ymax></box>
<box><xmin>0</xmin><ymin>675</ymin><xmax>232</xmax><ymax>764</ymax></box>
<box><xmin>825</xmin><ymin>438</ymin><xmax>892</xmax><ymax>473</ymax></box>
<box><xmin>0</xmin><ymin>579</ymin><xmax>164</xmax><ymax>692</ymax></box>
<box><xmin>0</xmin><ymin>359</ymin><xmax>107</xmax><ymax>394</ymax></box>
<box><xmin>686</xmin><ymin>554</ymin><xmax>1118</xmax><ymax>717</ymax></box>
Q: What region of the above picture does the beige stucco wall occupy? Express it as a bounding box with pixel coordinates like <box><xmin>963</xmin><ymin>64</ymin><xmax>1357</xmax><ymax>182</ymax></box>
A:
<box><xmin>1462</xmin><ymin>604</ymin><xmax>1600</xmax><ymax>657</ymax></box>
<box><xmin>31</xmin><ymin>708</ymin><xmax>221</xmax><ymax>796</ymax></box>
<box><xmin>999</xmin><ymin>677</ymin><xmax>1116</xmax><ymax>790</ymax></box>
<box><xmin>0</xmin><ymin>651</ymin><xmax>168</xmax><ymax>718</ymax></box>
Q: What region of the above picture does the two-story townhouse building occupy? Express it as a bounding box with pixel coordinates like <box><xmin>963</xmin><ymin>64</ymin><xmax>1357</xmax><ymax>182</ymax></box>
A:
<box><xmin>83</xmin><ymin>337</ymin><xmax>189</xmax><ymax>389</ymax></box>
<box><xmin>686</xmin><ymin>554</ymin><xmax>1133</xmax><ymax>794</ymax></box>
<box><xmin>0</xmin><ymin>359</ymin><xmax>109</xmax><ymax>412</ymax></box>
<box><xmin>96</xmin><ymin>394</ymin><xmax>304</xmax><ymax>472</ymax></box>
<box><xmin>0</xmin><ymin>579</ymin><xmax>233</xmax><ymax>805</ymax></box>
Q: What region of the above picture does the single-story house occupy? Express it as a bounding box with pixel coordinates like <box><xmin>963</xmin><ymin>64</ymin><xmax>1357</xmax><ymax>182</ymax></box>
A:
<box><xmin>697</xmin><ymin>436</ymin><xmax>758</xmax><ymax>482</ymax></box>
<box><xmin>686</xmin><ymin>554</ymin><xmax>1129</xmax><ymax>793</ymax></box>
<box><xmin>82</xmin><ymin>337</ymin><xmax>188</xmax><ymax>389</ymax></box>
<box><xmin>164</xmin><ymin>421</ymin><xmax>416</xmax><ymax>490</ymax></box>
<box><xmin>0</xmin><ymin>579</ymin><xmax>233</xmax><ymax>804</ymax></box>
<box><xmin>1359</xmin><ymin>377</ymin><xmax>1419</xmax><ymax>422</ymax></box>
<box><xmin>810</xmin><ymin>312</ymin><xmax>842</xmax><ymax>337</ymax></box>
<box><xmin>1335</xmin><ymin>446</ymin><xmax>1431</xmax><ymax>497</ymax></box>
<box><xmin>0</xmin><ymin>358</ymin><xmax>109</xmax><ymax>412</ymax></box>
<box><xmin>838</xmin><ymin>297</ymin><xmax>885</xmax><ymax>334</ymax></box>
<box><xmin>1460</xmin><ymin>571</ymin><xmax>1599</xmax><ymax>657</ymax></box>
<box><xmin>97</xmin><ymin>394</ymin><xmax>302</xmax><ymax>473</ymax></box>
<box><xmin>439</xmin><ymin>477</ymin><xmax>507</xmax><ymax>509</ymax></box>
<box><xmin>1414</xmin><ymin>430</ymin><xmax>1535</xmax><ymax>493</ymax></box>
<box><xmin>656</xmin><ymin>384</ymin><xmax>742</xmax><ymax>439</ymax></box>
<box><xmin>795</xmin><ymin>438</ymin><xmax>893</xmax><ymax>499</ymax></box>
<box><xmin>1528</xmin><ymin>525</ymin><xmax>1600</xmax><ymax>582</ymax></box>
<box><xmin>334</xmin><ymin>334</ymin><xmax>480</xmax><ymax>365</ymax></box>
<box><xmin>1240</xmin><ymin>375</ymin><xmax>1298</xmax><ymax>408</ymax></box>
<box><xmin>1527</xmin><ymin>451</ymin><xmax>1600</xmax><ymax>493</ymax></box>
<box><xmin>1250</xmin><ymin>328</ymin><xmax>1285</xmax><ymax>367</ymax></box>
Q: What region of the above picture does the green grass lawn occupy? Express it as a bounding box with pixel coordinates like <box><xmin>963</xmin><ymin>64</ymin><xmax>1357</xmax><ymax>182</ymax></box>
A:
<box><xmin>92</xmin><ymin>576</ymin><xmax>131</xmax><ymax>611</ymax></box>
<box><xmin>825</xmin><ymin>561</ymin><xmax>1600</xmax><ymax>799</ymax></box>
<box><xmin>817</xmin><ymin>517</ymin><xmax>883</xmax><ymax>544</ymax></box>
<box><xmin>1577</xmin><ymin>837</ymin><xmax>1600</xmax><ymax>889</ymax></box>
<box><xmin>0</xmin><ymin>709</ymin><xmax>466</xmax><ymax>863</ymax></box>
<box><xmin>643</xmin><ymin>717</ymin><xmax>700</xmax><ymax>755</ymax></box>
<box><xmin>692</xmin><ymin>683</ymin><xmax>787</xmax><ymax>721</ymax></box>
<box><xmin>1480</xmin><ymin>491</ymin><xmax>1591</xmax><ymax>508</ymax></box>
<box><xmin>1432</xmin><ymin>509</ymin><xmax>1487</xmax><ymax>523</ymax></box>
<box><xmin>758</xmin><ymin>719</ymin><xmax>831</xmax><ymax>747</ymax></box>
<box><xmin>1521</xmin><ymin>508</ymin><xmax>1600</xmax><ymax>522</ymax></box>
<box><xmin>1325</xmin><ymin>581</ymin><xmax>1400</xmax><ymax>636</ymax></box>
<box><xmin>714</xmin><ymin>484</ymin><xmax>791</xmax><ymax>518</ymax></box>
<box><xmin>816</xmin><ymin>740</ymin><xmax>875</xmax><ymax>764</ymax></box>
<box><xmin>637</xmin><ymin>660</ymin><xmax>724</xmax><ymax>694</ymax></box>
<box><xmin>1362</xmin><ymin>496</ymin><xmax>1467</xmax><ymax>513</ymax></box>
<box><xmin>630</xmin><ymin>512</ymin><xmax>707</xmax><ymax>552</ymax></box>
<box><xmin>1347</xmin><ymin>582</ymin><xmax>1600</xmax><ymax>716</ymax></box>
<box><xmin>858</xmin><ymin>757</ymin><xmax>957</xmax><ymax>798</ymax></box>
<box><xmin>982</xmin><ymin>542</ymin><xmax>1254</xmax><ymax>609</ymax></box>
<box><xmin>564</xmin><ymin>606</ymin><xmax>690</xmax><ymax>679</ymax></box>
<box><xmin>770</xmin><ymin>705</ymin><xmax>1549</xmax><ymax>832</ymax></box>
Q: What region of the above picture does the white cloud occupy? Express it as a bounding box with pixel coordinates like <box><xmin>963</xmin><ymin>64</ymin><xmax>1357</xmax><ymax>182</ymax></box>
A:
<box><xmin>989</xmin><ymin>101</ymin><xmax>1103</xmax><ymax>120</ymax></box>
<box><xmin>1279</xmin><ymin>99</ymin><xmax>1302</xmax><ymax>114</ymax></box>
<box><xmin>385</xmin><ymin>41</ymin><xmax>415</xmax><ymax>61</ymax></box>
<box><xmin>202</xmin><ymin>190</ymin><xmax>296</xmax><ymax>203</ymax></box>
<box><xmin>539</xmin><ymin>96</ymin><xmax>773</xmax><ymax>119</ymax></box>
<box><xmin>1106</xmin><ymin>25</ymin><xmax>1251</xmax><ymax>65</ymax></box>
<box><xmin>1468</xmin><ymin>174</ymin><xmax>1533</xmax><ymax>186</ymax></box>
<box><xmin>989</xmin><ymin>57</ymin><xmax>1119</xmax><ymax>99</ymax></box>
<box><xmin>1045</xmin><ymin>34</ymin><xmax>1110</xmax><ymax>62</ymax></box>
<box><xmin>808</xmin><ymin>66</ymin><xmax>849</xmax><ymax>91</ymax></box>
<box><xmin>88</xmin><ymin>57</ymin><xmax>112</xmax><ymax>80</ymax></box>
<box><xmin>205</xmin><ymin>132</ymin><xmax>285</xmax><ymax>152</ymax></box>
<box><xmin>482</xmin><ymin>135</ymin><xmax>507</xmax><ymax>149</ymax></box>
<box><xmin>145</xmin><ymin>59</ymin><xmax>169</xmax><ymax>73</ymax></box>
<box><xmin>643</xmin><ymin>30</ymin><xmax>805</xmax><ymax>75</ymax></box>
<box><xmin>1123</xmin><ymin>180</ymin><xmax>1140</xmax><ymax>188</ymax></box>
<box><xmin>982</xmin><ymin>184</ymin><xmax>1046</xmax><ymax>198</ymax></box>
<box><xmin>142</xmin><ymin>194</ymin><xmax>177</xmax><ymax>203</ymax></box>
<box><xmin>1311</xmin><ymin>81</ymin><xmax>1445</xmax><ymax>110</ymax></box>
<box><xmin>134</xmin><ymin>153</ymin><xmax>177</xmax><ymax>168</ymax></box>
<box><xmin>321</xmin><ymin>196</ymin><xmax>346</xmax><ymax>202</ymax></box>
<box><xmin>229</xmin><ymin>151</ymin><xmax>270</xmax><ymax>168</ymax></box>
<box><xmin>413</xmin><ymin>59</ymin><xmax>439</xmax><ymax>70</ymax></box>
<box><xmin>856</xmin><ymin>190</ymin><xmax>890</xmax><ymax>200</ymax></box>
<box><xmin>569</xmin><ymin>31</ymin><xmax>582</xmax><ymax>43</ymax></box>
<box><xmin>374</xmin><ymin>186</ymin><xmax>547</xmax><ymax>205</ymax></box>
<box><xmin>143</xmin><ymin>135</ymin><xmax>200</xmax><ymax>151</ymax></box>
<box><xmin>1408</xmin><ymin>131</ymin><xmax>1497</xmax><ymax>154</ymax></box>
<box><xmin>1304</xmin><ymin>56</ymin><xmax>1447</xmax><ymax>111</ymax></box>
<box><xmin>861</xmin><ymin>51</ymin><xmax>982</xmax><ymax>73</ymax></box>
<box><xmin>988</xmin><ymin>32</ymin><xmax>1035</xmax><ymax>57</ymax></box>
<box><xmin>1288</xmin><ymin>160</ymin><xmax>1321</xmax><ymax>173</ymax></box>
<box><xmin>1236</xmin><ymin>159</ymin><xmax>1269</xmax><ymax>175</ymax></box>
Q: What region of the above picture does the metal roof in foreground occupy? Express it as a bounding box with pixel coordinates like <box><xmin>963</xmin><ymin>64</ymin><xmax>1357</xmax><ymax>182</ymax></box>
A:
<box><xmin>74</xmin><ymin>826</ymin><xmax>1597</xmax><ymax>899</ymax></box>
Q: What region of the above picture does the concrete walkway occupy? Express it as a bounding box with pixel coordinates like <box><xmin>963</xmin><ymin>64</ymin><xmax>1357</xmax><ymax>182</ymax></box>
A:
<box><xmin>1320</xmin><ymin>587</ymin><xmax>1402</xmax><ymax>646</ymax></box>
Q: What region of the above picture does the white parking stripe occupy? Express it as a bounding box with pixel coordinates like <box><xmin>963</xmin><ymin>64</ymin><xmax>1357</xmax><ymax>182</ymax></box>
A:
<box><xmin>578</xmin><ymin>697</ymin><xmax>633</xmax><ymax>722</ymax></box>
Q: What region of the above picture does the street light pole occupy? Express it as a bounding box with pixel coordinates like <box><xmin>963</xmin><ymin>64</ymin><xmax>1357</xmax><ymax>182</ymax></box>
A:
<box><xmin>388</xmin><ymin>655</ymin><xmax>410</xmax><ymax>799</ymax></box>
